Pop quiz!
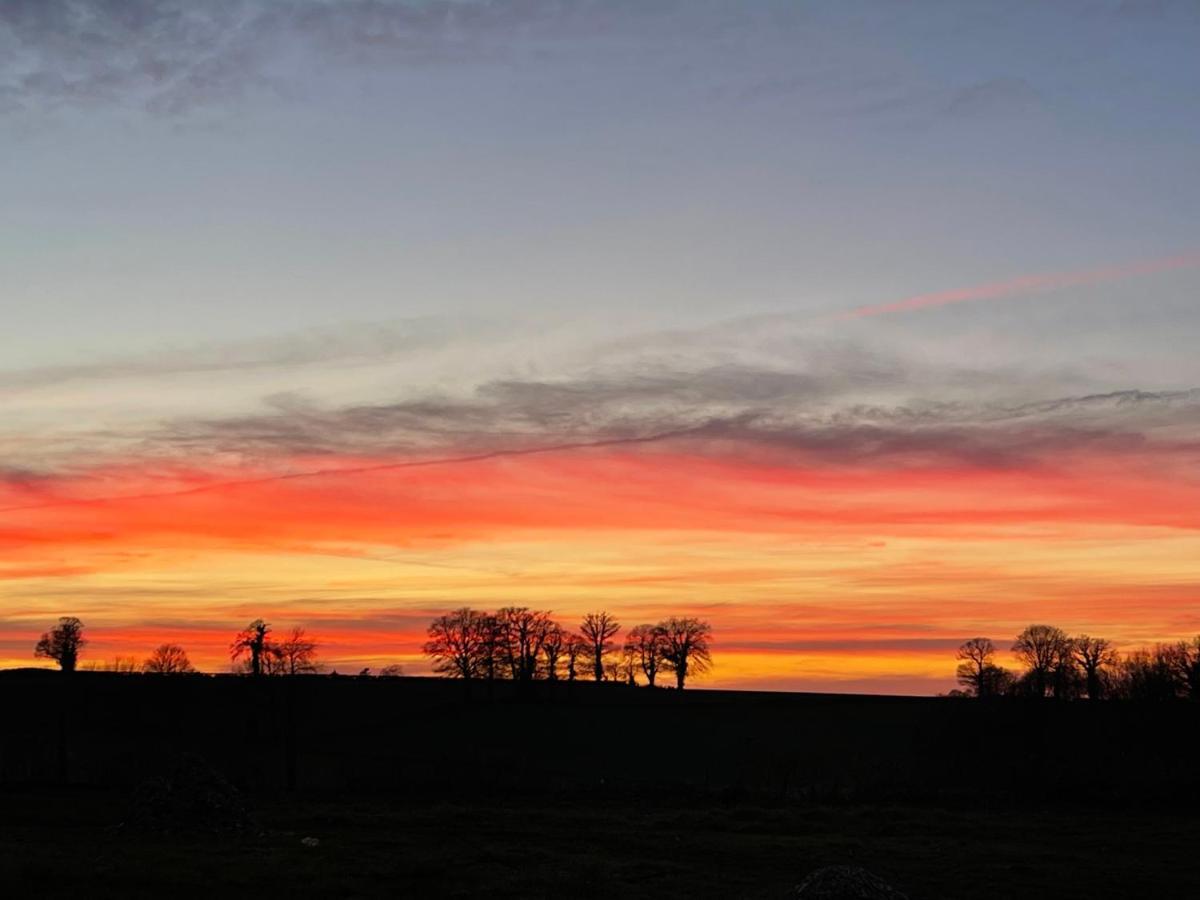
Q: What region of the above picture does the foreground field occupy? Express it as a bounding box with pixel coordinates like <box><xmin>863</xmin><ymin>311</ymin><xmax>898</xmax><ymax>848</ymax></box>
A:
<box><xmin>4</xmin><ymin>788</ymin><xmax>1199</xmax><ymax>899</ymax></box>
<box><xmin>2</xmin><ymin>672</ymin><xmax>1199</xmax><ymax>897</ymax></box>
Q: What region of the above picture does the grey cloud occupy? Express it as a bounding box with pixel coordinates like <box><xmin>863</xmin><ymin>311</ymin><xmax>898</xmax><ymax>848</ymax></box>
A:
<box><xmin>0</xmin><ymin>316</ymin><xmax>481</xmax><ymax>392</ymax></box>
<box><xmin>146</xmin><ymin>363</ymin><xmax>846</xmax><ymax>459</ymax></box>
<box><xmin>0</xmin><ymin>465</ymin><xmax>57</xmax><ymax>486</ymax></box>
<box><xmin>109</xmin><ymin>367</ymin><xmax>1200</xmax><ymax>478</ymax></box>
<box><xmin>1</xmin><ymin>0</ymin><xmax>1073</xmax><ymax>126</ymax></box>
<box><xmin>5</xmin><ymin>304</ymin><xmax>1199</xmax><ymax>484</ymax></box>
<box><xmin>4</xmin><ymin>376</ymin><xmax>1195</xmax><ymax>510</ymax></box>
<box><xmin>1</xmin><ymin>0</ymin><xmax>274</xmax><ymax>115</ymax></box>
<box><xmin>0</xmin><ymin>0</ymin><xmax>771</xmax><ymax>116</ymax></box>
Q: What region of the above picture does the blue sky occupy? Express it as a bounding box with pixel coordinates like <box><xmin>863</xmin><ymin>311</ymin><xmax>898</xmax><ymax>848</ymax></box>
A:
<box><xmin>4</xmin><ymin>1</ymin><xmax>1198</xmax><ymax>370</ymax></box>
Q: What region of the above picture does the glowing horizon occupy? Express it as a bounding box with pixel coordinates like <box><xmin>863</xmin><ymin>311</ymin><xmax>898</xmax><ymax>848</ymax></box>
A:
<box><xmin>6</xmin><ymin>405</ymin><xmax>1200</xmax><ymax>690</ymax></box>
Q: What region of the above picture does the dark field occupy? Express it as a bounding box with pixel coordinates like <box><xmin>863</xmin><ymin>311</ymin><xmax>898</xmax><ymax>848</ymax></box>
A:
<box><xmin>3</xmin><ymin>672</ymin><xmax>1199</xmax><ymax>898</ymax></box>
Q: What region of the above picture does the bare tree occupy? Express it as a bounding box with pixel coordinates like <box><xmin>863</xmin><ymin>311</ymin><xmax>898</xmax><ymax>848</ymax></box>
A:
<box><xmin>475</xmin><ymin>613</ymin><xmax>503</xmax><ymax>682</ymax></box>
<box><xmin>604</xmin><ymin>660</ymin><xmax>623</xmax><ymax>683</ymax></box>
<box><xmin>580</xmin><ymin>611</ymin><xmax>621</xmax><ymax>681</ymax></box>
<box><xmin>1050</xmin><ymin>636</ymin><xmax>1082</xmax><ymax>700</ymax></box>
<box><xmin>541</xmin><ymin>624</ymin><xmax>565</xmax><ymax>681</ymax></box>
<box><xmin>230</xmin><ymin>619</ymin><xmax>272</xmax><ymax>677</ymax></box>
<box><xmin>1072</xmin><ymin>635</ymin><xmax>1119</xmax><ymax>700</ymax></box>
<box><xmin>87</xmin><ymin>655</ymin><xmax>140</xmax><ymax>673</ymax></box>
<box><xmin>497</xmin><ymin>607</ymin><xmax>554</xmax><ymax>682</ymax></box>
<box><xmin>1114</xmin><ymin>647</ymin><xmax>1180</xmax><ymax>701</ymax></box>
<box><xmin>423</xmin><ymin>608</ymin><xmax>484</xmax><ymax>679</ymax></box>
<box><xmin>563</xmin><ymin>632</ymin><xmax>586</xmax><ymax>682</ymax></box>
<box><xmin>626</xmin><ymin>624</ymin><xmax>666</xmax><ymax>687</ymax></box>
<box><xmin>143</xmin><ymin>643</ymin><xmax>195</xmax><ymax>674</ymax></box>
<box><xmin>261</xmin><ymin>643</ymin><xmax>287</xmax><ymax>675</ymax></box>
<box><xmin>277</xmin><ymin>627</ymin><xmax>321</xmax><ymax>675</ymax></box>
<box><xmin>1166</xmin><ymin>636</ymin><xmax>1200</xmax><ymax>700</ymax></box>
<box><xmin>982</xmin><ymin>664</ymin><xmax>1015</xmax><ymax>697</ymax></box>
<box><xmin>34</xmin><ymin>616</ymin><xmax>86</xmax><ymax>673</ymax></box>
<box><xmin>1012</xmin><ymin>624</ymin><xmax>1073</xmax><ymax>698</ymax></box>
<box><xmin>954</xmin><ymin>637</ymin><xmax>998</xmax><ymax>698</ymax></box>
<box><xmin>659</xmin><ymin>617</ymin><xmax>713</xmax><ymax>689</ymax></box>
<box><xmin>619</xmin><ymin>642</ymin><xmax>638</xmax><ymax>685</ymax></box>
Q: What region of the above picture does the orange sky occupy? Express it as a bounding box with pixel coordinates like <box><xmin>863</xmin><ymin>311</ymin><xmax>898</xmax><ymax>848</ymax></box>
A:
<box><xmin>5</xmin><ymin>435</ymin><xmax>1199</xmax><ymax>692</ymax></box>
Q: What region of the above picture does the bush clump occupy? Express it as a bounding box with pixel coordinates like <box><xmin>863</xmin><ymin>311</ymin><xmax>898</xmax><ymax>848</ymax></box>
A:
<box><xmin>796</xmin><ymin>865</ymin><xmax>908</xmax><ymax>900</ymax></box>
<box><xmin>128</xmin><ymin>754</ymin><xmax>250</xmax><ymax>834</ymax></box>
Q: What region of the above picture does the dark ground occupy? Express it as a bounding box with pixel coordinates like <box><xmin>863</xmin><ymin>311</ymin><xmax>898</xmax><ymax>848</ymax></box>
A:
<box><xmin>4</xmin><ymin>788</ymin><xmax>1198</xmax><ymax>899</ymax></box>
<box><xmin>2</xmin><ymin>671</ymin><xmax>1198</xmax><ymax>898</ymax></box>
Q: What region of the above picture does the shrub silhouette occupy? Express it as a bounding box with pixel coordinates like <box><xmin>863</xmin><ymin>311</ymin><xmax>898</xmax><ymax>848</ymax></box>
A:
<box><xmin>143</xmin><ymin>643</ymin><xmax>195</xmax><ymax>674</ymax></box>
<box><xmin>34</xmin><ymin>616</ymin><xmax>86</xmax><ymax>673</ymax></box>
<box><xmin>128</xmin><ymin>754</ymin><xmax>250</xmax><ymax>834</ymax></box>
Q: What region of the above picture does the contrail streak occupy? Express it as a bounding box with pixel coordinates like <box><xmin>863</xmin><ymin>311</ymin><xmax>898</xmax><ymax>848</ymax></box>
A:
<box><xmin>836</xmin><ymin>250</ymin><xmax>1200</xmax><ymax>320</ymax></box>
<box><xmin>0</xmin><ymin>421</ymin><xmax>734</xmax><ymax>515</ymax></box>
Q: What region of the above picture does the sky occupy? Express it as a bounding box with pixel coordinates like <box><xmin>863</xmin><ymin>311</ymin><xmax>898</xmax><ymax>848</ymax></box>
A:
<box><xmin>2</xmin><ymin>0</ymin><xmax>1199</xmax><ymax>692</ymax></box>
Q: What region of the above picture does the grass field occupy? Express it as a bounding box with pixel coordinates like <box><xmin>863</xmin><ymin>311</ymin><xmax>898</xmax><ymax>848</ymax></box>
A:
<box><xmin>2</xmin><ymin>672</ymin><xmax>1199</xmax><ymax>898</ymax></box>
<box><xmin>4</xmin><ymin>788</ymin><xmax>1199</xmax><ymax>898</ymax></box>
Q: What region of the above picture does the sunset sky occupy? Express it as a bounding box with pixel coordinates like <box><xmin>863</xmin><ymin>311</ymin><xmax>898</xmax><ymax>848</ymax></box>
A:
<box><xmin>3</xmin><ymin>1</ymin><xmax>1199</xmax><ymax>692</ymax></box>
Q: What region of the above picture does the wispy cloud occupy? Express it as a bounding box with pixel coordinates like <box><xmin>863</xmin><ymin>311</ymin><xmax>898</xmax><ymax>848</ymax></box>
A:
<box><xmin>837</xmin><ymin>250</ymin><xmax>1200</xmax><ymax>320</ymax></box>
<box><xmin>4</xmin><ymin>372</ymin><xmax>1198</xmax><ymax>516</ymax></box>
<box><xmin>0</xmin><ymin>0</ymin><xmax>775</xmax><ymax>116</ymax></box>
<box><xmin>0</xmin><ymin>317</ymin><xmax>483</xmax><ymax>392</ymax></box>
<box><xmin>5</xmin><ymin>0</ymin><xmax>1136</xmax><ymax>127</ymax></box>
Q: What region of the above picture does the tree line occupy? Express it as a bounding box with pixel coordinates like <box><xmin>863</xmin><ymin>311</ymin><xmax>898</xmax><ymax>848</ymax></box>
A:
<box><xmin>28</xmin><ymin>610</ymin><xmax>711</xmax><ymax>687</ymax></box>
<box><xmin>954</xmin><ymin>625</ymin><xmax>1200</xmax><ymax>701</ymax></box>
<box><xmin>423</xmin><ymin>608</ymin><xmax>713</xmax><ymax>689</ymax></box>
<box><xmin>36</xmin><ymin>612</ymin><xmax>1200</xmax><ymax>701</ymax></box>
<box><xmin>30</xmin><ymin>616</ymin><xmax>403</xmax><ymax>678</ymax></box>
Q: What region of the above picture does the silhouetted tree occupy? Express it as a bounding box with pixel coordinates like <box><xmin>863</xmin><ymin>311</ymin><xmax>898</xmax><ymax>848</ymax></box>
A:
<box><xmin>1114</xmin><ymin>647</ymin><xmax>1179</xmax><ymax>701</ymax></box>
<box><xmin>983</xmin><ymin>664</ymin><xmax>1015</xmax><ymax>697</ymax></box>
<box><xmin>230</xmin><ymin>619</ymin><xmax>272</xmax><ymax>677</ymax></box>
<box><xmin>955</xmin><ymin>637</ymin><xmax>996</xmax><ymax>698</ymax></box>
<box><xmin>277</xmin><ymin>627</ymin><xmax>321</xmax><ymax>675</ymax></box>
<box><xmin>580</xmin><ymin>612</ymin><xmax>621</xmax><ymax>681</ymax></box>
<box><xmin>659</xmin><ymin>617</ymin><xmax>713</xmax><ymax>689</ymax></box>
<box><xmin>143</xmin><ymin>643</ymin><xmax>195</xmax><ymax>674</ymax></box>
<box><xmin>541</xmin><ymin>624</ymin><xmax>565</xmax><ymax>681</ymax></box>
<box><xmin>1073</xmin><ymin>635</ymin><xmax>1119</xmax><ymax>700</ymax></box>
<box><xmin>475</xmin><ymin>613</ymin><xmax>503</xmax><ymax>682</ymax></box>
<box><xmin>619</xmin><ymin>642</ymin><xmax>638</xmax><ymax>684</ymax></box>
<box><xmin>626</xmin><ymin>624</ymin><xmax>666</xmax><ymax>687</ymax></box>
<box><xmin>1012</xmin><ymin>624</ymin><xmax>1073</xmax><ymax>698</ymax></box>
<box><xmin>34</xmin><ymin>616</ymin><xmax>86</xmax><ymax>673</ymax></box>
<box><xmin>378</xmin><ymin>664</ymin><xmax>405</xmax><ymax>677</ymax></box>
<box><xmin>563</xmin><ymin>632</ymin><xmax>586</xmax><ymax>682</ymax></box>
<box><xmin>423</xmin><ymin>608</ymin><xmax>483</xmax><ymax>679</ymax></box>
<box><xmin>98</xmin><ymin>655</ymin><xmax>141</xmax><ymax>673</ymax></box>
<box><xmin>1166</xmin><ymin>637</ymin><xmax>1200</xmax><ymax>700</ymax></box>
<box><xmin>1050</xmin><ymin>637</ymin><xmax>1082</xmax><ymax>700</ymax></box>
<box><xmin>261</xmin><ymin>643</ymin><xmax>287</xmax><ymax>675</ymax></box>
<box><xmin>498</xmin><ymin>607</ymin><xmax>553</xmax><ymax>682</ymax></box>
